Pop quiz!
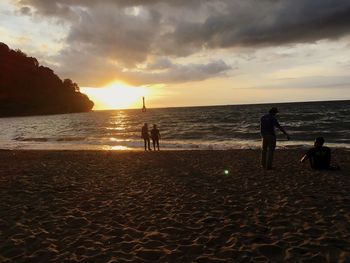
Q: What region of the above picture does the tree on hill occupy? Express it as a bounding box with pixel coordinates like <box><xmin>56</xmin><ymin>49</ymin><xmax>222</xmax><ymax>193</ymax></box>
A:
<box><xmin>0</xmin><ymin>42</ymin><xmax>94</xmax><ymax>117</ymax></box>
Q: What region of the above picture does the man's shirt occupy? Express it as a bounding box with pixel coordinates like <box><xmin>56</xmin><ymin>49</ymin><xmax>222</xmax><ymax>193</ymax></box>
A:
<box><xmin>260</xmin><ymin>113</ymin><xmax>280</xmax><ymax>137</ymax></box>
<box><xmin>306</xmin><ymin>146</ymin><xmax>331</xmax><ymax>170</ymax></box>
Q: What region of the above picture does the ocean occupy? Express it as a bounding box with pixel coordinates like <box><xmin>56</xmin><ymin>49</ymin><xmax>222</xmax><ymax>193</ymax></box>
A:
<box><xmin>0</xmin><ymin>100</ymin><xmax>349</xmax><ymax>150</ymax></box>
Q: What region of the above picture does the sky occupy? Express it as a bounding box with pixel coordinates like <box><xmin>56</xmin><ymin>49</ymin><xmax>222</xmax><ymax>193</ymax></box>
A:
<box><xmin>1</xmin><ymin>0</ymin><xmax>350</xmax><ymax>109</ymax></box>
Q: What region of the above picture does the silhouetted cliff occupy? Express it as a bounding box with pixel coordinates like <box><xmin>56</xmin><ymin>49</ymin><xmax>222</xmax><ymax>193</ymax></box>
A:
<box><xmin>0</xmin><ymin>42</ymin><xmax>94</xmax><ymax>117</ymax></box>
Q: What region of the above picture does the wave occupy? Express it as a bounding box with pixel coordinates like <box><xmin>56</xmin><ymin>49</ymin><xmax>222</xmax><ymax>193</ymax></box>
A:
<box><xmin>14</xmin><ymin>136</ymin><xmax>87</xmax><ymax>142</ymax></box>
<box><xmin>56</xmin><ymin>137</ymin><xmax>87</xmax><ymax>142</ymax></box>
<box><xmin>3</xmin><ymin>100</ymin><xmax>350</xmax><ymax>150</ymax></box>
<box><xmin>14</xmin><ymin>137</ymin><xmax>49</xmax><ymax>142</ymax></box>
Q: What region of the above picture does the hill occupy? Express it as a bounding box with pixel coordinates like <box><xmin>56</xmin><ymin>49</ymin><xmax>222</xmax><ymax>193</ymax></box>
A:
<box><xmin>0</xmin><ymin>42</ymin><xmax>94</xmax><ymax>117</ymax></box>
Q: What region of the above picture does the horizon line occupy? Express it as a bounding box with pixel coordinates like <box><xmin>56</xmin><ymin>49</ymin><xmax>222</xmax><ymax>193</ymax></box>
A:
<box><xmin>92</xmin><ymin>98</ymin><xmax>350</xmax><ymax>112</ymax></box>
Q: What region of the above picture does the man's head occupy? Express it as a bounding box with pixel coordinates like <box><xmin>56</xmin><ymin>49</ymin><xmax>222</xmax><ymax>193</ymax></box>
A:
<box><xmin>314</xmin><ymin>137</ymin><xmax>325</xmax><ymax>147</ymax></box>
<box><xmin>269</xmin><ymin>107</ymin><xmax>279</xmax><ymax>115</ymax></box>
<box><xmin>153</xmin><ymin>124</ymin><xmax>157</xmax><ymax>129</ymax></box>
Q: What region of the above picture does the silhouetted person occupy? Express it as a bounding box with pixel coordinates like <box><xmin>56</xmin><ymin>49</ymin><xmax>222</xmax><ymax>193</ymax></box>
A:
<box><xmin>300</xmin><ymin>137</ymin><xmax>339</xmax><ymax>170</ymax></box>
<box><xmin>151</xmin><ymin>124</ymin><xmax>161</xmax><ymax>151</ymax></box>
<box><xmin>141</xmin><ymin>123</ymin><xmax>151</xmax><ymax>151</ymax></box>
<box><xmin>260</xmin><ymin>107</ymin><xmax>290</xmax><ymax>170</ymax></box>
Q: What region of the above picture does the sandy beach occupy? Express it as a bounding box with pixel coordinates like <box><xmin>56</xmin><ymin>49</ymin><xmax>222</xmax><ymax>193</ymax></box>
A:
<box><xmin>0</xmin><ymin>149</ymin><xmax>349</xmax><ymax>262</ymax></box>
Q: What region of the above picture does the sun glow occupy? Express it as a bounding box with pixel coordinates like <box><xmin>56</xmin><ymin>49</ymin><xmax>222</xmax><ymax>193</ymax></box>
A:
<box><xmin>81</xmin><ymin>82</ymin><xmax>150</xmax><ymax>110</ymax></box>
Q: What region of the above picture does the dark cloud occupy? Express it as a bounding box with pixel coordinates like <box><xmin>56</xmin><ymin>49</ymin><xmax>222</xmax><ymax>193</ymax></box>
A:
<box><xmin>15</xmin><ymin>0</ymin><xmax>350</xmax><ymax>86</ymax></box>
<box><xmin>18</xmin><ymin>0</ymin><xmax>75</xmax><ymax>19</ymax></box>
<box><xmin>145</xmin><ymin>58</ymin><xmax>173</xmax><ymax>70</ymax></box>
<box><xmin>19</xmin><ymin>6</ymin><xmax>31</xmax><ymax>15</ymax></box>
<box><xmin>18</xmin><ymin>0</ymin><xmax>350</xmax><ymax>47</ymax></box>
<box><xmin>166</xmin><ymin>0</ymin><xmax>350</xmax><ymax>52</ymax></box>
<box><xmin>124</xmin><ymin>60</ymin><xmax>231</xmax><ymax>85</ymax></box>
<box><xmin>64</xmin><ymin>5</ymin><xmax>161</xmax><ymax>67</ymax></box>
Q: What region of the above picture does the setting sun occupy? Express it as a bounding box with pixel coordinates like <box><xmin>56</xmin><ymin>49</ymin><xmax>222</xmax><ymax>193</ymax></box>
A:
<box><xmin>81</xmin><ymin>82</ymin><xmax>150</xmax><ymax>110</ymax></box>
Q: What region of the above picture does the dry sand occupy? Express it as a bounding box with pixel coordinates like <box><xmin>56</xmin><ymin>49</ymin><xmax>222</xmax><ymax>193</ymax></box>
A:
<box><xmin>0</xmin><ymin>149</ymin><xmax>349</xmax><ymax>262</ymax></box>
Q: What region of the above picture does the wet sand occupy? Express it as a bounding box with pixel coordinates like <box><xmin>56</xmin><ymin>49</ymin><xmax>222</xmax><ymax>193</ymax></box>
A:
<box><xmin>0</xmin><ymin>149</ymin><xmax>349</xmax><ymax>262</ymax></box>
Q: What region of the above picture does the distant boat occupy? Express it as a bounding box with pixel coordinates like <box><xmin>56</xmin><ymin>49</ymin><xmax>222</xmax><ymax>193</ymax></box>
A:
<box><xmin>142</xmin><ymin>96</ymin><xmax>146</xmax><ymax>112</ymax></box>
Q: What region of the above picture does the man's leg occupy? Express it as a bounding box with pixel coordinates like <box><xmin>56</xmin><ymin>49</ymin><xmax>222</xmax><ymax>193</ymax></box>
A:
<box><xmin>261</xmin><ymin>137</ymin><xmax>268</xmax><ymax>168</ymax></box>
<box><xmin>147</xmin><ymin>138</ymin><xmax>151</xmax><ymax>150</ymax></box>
<box><xmin>266</xmin><ymin>136</ymin><xmax>276</xmax><ymax>169</ymax></box>
<box><xmin>144</xmin><ymin>139</ymin><xmax>147</xmax><ymax>151</ymax></box>
<box><xmin>309</xmin><ymin>158</ymin><xmax>314</xmax><ymax>169</ymax></box>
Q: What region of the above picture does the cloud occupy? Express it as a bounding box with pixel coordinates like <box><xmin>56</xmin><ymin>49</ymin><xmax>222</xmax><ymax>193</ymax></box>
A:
<box><xmin>19</xmin><ymin>0</ymin><xmax>350</xmax><ymax>46</ymax></box>
<box><xmin>19</xmin><ymin>6</ymin><xmax>31</xmax><ymax>15</ymax></box>
<box><xmin>14</xmin><ymin>0</ymin><xmax>350</xmax><ymax>86</ymax></box>
<box><xmin>64</xmin><ymin>5</ymin><xmax>161</xmax><ymax>67</ymax></box>
<box><xmin>166</xmin><ymin>0</ymin><xmax>350</xmax><ymax>51</ymax></box>
<box><xmin>55</xmin><ymin>50</ymin><xmax>231</xmax><ymax>86</ymax></box>
<box><xmin>54</xmin><ymin>48</ymin><xmax>119</xmax><ymax>87</ymax></box>
<box><xmin>145</xmin><ymin>58</ymin><xmax>173</xmax><ymax>70</ymax></box>
<box><xmin>124</xmin><ymin>60</ymin><xmax>231</xmax><ymax>85</ymax></box>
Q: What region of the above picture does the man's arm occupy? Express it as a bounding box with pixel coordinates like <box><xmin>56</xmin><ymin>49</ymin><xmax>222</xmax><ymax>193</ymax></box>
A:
<box><xmin>301</xmin><ymin>148</ymin><xmax>313</xmax><ymax>163</ymax></box>
<box><xmin>300</xmin><ymin>154</ymin><xmax>308</xmax><ymax>163</ymax></box>
<box><xmin>276</xmin><ymin>123</ymin><xmax>291</xmax><ymax>140</ymax></box>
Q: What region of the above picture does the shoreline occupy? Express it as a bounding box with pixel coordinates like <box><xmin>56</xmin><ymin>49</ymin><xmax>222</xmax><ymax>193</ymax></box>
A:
<box><xmin>1</xmin><ymin>145</ymin><xmax>350</xmax><ymax>152</ymax></box>
<box><xmin>1</xmin><ymin>149</ymin><xmax>349</xmax><ymax>262</ymax></box>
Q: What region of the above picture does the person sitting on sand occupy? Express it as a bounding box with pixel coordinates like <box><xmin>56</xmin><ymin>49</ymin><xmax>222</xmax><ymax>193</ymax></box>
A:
<box><xmin>300</xmin><ymin>137</ymin><xmax>340</xmax><ymax>170</ymax></box>
<box><xmin>151</xmin><ymin>124</ymin><xmax>161</xmax><ymax>151</ymax></box>
<box><xmin>260</xmin><ymin>107</ymin><xmax>290</xmax><ymax>170</ymax></box>
<box><xmin>141</xmin><ymin>123</ymin><xmax>151</xmax><ymax>151</ymax></box>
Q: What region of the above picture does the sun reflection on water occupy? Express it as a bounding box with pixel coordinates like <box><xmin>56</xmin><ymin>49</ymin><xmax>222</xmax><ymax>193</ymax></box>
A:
<box><xmin>110</xmin><ymin>145</ymin><xmax>129</xmax><ymax>150</ymax></box>
<box><xmin>102</xmin><ymin>145</ymin><xmax>130</xmax><ymax>151</ymax></box>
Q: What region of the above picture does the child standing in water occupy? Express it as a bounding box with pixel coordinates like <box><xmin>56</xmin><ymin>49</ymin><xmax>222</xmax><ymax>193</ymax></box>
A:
<box><xmin>151</xmin><ymin>124</ymin><xmax>161</xmax><ymax>151</ymax></box>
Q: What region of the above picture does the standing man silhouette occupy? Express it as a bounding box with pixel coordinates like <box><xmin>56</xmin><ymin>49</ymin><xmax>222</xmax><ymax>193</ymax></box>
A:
<box><xmin>141</xmin><ymin>123</ymin><xmax>151</xmax><ymax>151</ymax></box>
<box><xmin>151</xmin><ymin>124</ymin><xmax>161</xmax><ymax>151</ymax></box>
<box><xmin>260</xmin><ymin>107</ymin><xmax>290</xmax><ymax>170</ymax></box>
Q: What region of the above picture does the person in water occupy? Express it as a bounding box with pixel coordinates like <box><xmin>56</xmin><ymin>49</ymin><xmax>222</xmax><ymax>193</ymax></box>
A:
<box><xmin>141</xmin><ymin>123</ymin><xmax>151</xmax><ymax>151</ymax></box>
<box><xmin>151</xmin><ymin>124</ymin><xmax>161</xmax><ymax>151</ymax></box>
<box><xmin>300</xmin><ymin>137</ymin><xmax>339</xmax><ymax>170</ymax></box>
<box><xmin>260</xmin><ymin>107</ymin><xmax>290</xmax><ymax>170</ymax></box>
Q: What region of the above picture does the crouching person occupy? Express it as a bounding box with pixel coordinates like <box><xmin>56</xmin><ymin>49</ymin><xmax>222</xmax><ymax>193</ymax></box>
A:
<box><xmin>300</xmin><ymin>137</ymin><xmax>340</xmax><ymax>170</ymax></box>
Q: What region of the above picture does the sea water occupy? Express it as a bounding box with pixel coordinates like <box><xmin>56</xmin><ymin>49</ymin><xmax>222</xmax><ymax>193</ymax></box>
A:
<box><xmin>0</xmin><ymin>100</ymin><xmax>349</xmax><ymax>150</ymax></box>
